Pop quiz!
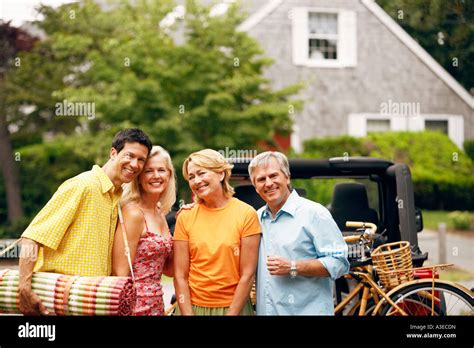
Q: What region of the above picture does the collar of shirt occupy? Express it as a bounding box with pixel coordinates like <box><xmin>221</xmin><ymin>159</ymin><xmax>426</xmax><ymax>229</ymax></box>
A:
<box><xmin>92</xmin><ymin>165</ymin><xmax>122</xmax><ymax>196</ymax></box>
<box><xmin>260</xmin><ymin>189</ymin><xmax>299</xmax><ymax>221</ymax></box>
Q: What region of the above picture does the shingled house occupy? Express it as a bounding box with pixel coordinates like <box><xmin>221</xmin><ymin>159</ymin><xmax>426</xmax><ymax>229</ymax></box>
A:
<box><xmin>235</xmin><ymin>0</ymin><xmax>473</xmax><ymax>151</ymax></box>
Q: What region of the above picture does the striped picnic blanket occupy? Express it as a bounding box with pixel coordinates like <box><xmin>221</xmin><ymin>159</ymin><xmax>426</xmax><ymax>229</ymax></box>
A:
<box><xmin>0</xmin><ymin>269</ymin><xmax>136</xmax><ymax>316</ymax></box>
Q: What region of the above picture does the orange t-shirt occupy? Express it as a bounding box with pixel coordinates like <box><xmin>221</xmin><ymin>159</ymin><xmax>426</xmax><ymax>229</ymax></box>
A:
<box><xmin>173</xmin><ymin>197</ymin><xmax>261</xmax><ymax>307</ymax></box>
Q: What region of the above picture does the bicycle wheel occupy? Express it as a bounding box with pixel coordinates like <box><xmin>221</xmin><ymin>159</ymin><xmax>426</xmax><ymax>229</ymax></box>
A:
<box><xmin>380</xmin><ymin>281</ymin><xmax>473</xmax><ymax>316</ymax></box>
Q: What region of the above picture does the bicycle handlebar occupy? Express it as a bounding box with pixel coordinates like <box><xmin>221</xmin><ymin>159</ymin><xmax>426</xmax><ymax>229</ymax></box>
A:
<box><xmin>343</xmin><ymin>221</ymin><xmax>378</xmax><ymax>243</ymax></box>
<box><xmin>345</xmin><ymin>221</ymin><xmax>378</xmax><ymax>232</ymax></box>
<box><xmin>344</xmin><ymin>235</ymin><xmax>362</xmax><ymax>243</ymax></box>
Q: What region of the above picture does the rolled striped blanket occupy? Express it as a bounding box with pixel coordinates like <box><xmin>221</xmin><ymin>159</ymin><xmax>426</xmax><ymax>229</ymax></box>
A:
<box><xmin>0</xmin><ymin>269</ymin><xmax>136</xmax><ymax>316</ymax></box>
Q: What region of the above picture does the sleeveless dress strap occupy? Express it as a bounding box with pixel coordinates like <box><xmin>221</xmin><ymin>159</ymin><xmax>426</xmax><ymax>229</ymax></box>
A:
<box><xmin>137</xmin><ymin>208</ymin><xmax>151</xmax><ymax>233</ymax></box>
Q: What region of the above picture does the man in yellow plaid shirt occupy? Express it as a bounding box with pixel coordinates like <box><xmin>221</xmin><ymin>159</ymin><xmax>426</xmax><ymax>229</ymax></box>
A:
<box><xmin>18</xmin><ymin>128</ymin><xmax>152</xmax><ymax>315</ymax></box>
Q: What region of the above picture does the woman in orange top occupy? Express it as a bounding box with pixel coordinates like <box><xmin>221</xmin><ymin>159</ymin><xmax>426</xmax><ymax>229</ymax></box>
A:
<box><xmin>173</xmin><ymin>149</ymin><xmax>261</xmax><ymax>315</ymax></box>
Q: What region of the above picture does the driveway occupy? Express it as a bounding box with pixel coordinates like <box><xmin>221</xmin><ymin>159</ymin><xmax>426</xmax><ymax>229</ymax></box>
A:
<box><xmin>417</xmin><ymin>229</ymin><xmax>473</xmax><ymax>270</ymax></box>
<box><xmin>417</xmin><ymin>229</ymin><xmax>474</xmax><ymax>289</ymax></box>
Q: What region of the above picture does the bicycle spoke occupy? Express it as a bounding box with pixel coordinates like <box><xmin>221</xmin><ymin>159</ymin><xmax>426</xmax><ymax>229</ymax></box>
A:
<box><xmin>382</xmin><ymin>283</ymin><xmax>473</xmax><ymax>316</ymax></box>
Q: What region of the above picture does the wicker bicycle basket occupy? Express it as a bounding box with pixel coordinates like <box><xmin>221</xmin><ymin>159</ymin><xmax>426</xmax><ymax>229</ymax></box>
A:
<box><xmin>371</xmin><ymin>241</ymin><xmax>414</xmax><ymax>289</ymax></box>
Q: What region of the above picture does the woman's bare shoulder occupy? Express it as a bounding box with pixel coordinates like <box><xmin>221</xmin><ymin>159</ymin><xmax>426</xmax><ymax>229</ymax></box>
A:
<box><xmin>121</xmin><ymin>203</ymin><xmax>145</xmax><ymax>223</ymax></box>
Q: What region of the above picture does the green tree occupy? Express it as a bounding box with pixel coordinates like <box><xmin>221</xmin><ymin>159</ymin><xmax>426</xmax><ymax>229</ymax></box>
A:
<box><xmin>376</xmin><ymin>0</ymin><xmax>474</xmax><ymax>94</ymax></box>
<box><xmin>0</xmin><ymin>22</ymin><xmax>39</xmax><ymax>223</ymax></box>
<box><xmin>48</xmin><ymin>0</ymin><xmax>302</xmax><ymax>156</ymax></box>
<box><xmin>2</xmin><ymin>0</ymin><xmax>303</xmax><ymax>218</ymax></box>
<box><xmin>7</xmin><ymin>0</ymin><xmax>302</xmax><ymax>155</ymax></box>
<box><xmin>1</xmin><ymin>19</ymin><xmax>85</xmax><ymax>223</ymax></box>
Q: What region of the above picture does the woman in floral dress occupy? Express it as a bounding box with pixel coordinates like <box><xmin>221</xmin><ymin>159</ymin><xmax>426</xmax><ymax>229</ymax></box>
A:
<box><xmin>112</xmin><ymin>146</ymin><xmax>176</xmax><ymax>315</ymax></box>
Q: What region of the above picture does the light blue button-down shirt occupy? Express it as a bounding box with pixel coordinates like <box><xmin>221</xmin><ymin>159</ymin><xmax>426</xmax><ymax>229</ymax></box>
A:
<box><xmin>256</xmin><ymin>190</ymin><xmax>349</xmax><ymax>315</ymax></box>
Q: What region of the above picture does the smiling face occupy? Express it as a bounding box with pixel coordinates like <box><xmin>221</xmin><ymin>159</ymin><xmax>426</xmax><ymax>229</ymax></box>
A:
<box><xmin>110</xmin><ymin>142</ymin><xmax>149</xmax><ymax>184</ymax></box>
<box><xmin>138</xmin><ymin>155</ymin><xmax>170</xmax><ymax>196</ymax></box>
<box><xmin>187</xmin><ymin>161</ymin><xmax>225</xmax><ymax>202</ymax></box>
<box><xmin>253</xmin><ymin>157</ymin><xmax>291</xmax><ymax>212</ymax></box>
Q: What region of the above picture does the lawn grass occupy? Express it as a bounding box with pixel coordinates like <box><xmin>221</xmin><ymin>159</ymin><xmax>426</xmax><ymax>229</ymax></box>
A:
<box><xmin>422</xmin><ymin>210</ymin><xmax>474</xmax><ymax>231</ymax></box>
<box><xmin>422</xmin><ymin>210</ymin><xmax>454</xmax><ymax>230</ymax></box>
<box><xmin>438</xmin><ymin>267</ymin><xmax>474</xmax><ymax>282</ymax></box>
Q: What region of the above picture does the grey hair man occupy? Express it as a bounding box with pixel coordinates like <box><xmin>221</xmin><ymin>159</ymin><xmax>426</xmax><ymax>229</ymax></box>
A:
<box><xmin>248</xmin><ymin>151</ymin><xmax>349</xmax><ymax>315</ymax></box>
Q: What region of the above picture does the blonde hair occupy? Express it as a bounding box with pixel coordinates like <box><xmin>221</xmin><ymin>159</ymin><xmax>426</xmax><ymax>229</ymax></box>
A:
<box><xmin>182</xmin><ymin>149</ymin><xmax>234</xmax><ymax>203</ymax></box>
<box><xmin>121</xmin><ymin>145</ymin><xmax>177</xmax><ymax>214</ymax></box>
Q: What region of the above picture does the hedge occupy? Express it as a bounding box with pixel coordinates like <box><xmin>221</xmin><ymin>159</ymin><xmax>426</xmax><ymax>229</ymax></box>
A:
<box><xmin>302</xmin><ymin>131</ymin><xmax>474</xmax><ymax>211</ymax></box>
<box><xmin>464</xmin><ymin>139</ymin><xmax>474</xmax><ymax>161</ymax></box>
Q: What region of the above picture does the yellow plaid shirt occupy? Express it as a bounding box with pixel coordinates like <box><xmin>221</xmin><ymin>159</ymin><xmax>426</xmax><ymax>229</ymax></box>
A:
<box><xmin>22</xmin><ymin>165</ymin><xmax>121</xmax><ymax>276</ymax></box>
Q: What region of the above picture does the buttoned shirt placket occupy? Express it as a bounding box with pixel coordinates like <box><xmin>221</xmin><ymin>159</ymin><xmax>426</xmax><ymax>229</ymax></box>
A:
<box><xmin>263</xmin><ymin>209</ymin><xmax>280</xmax><ymax>315</ymax></box>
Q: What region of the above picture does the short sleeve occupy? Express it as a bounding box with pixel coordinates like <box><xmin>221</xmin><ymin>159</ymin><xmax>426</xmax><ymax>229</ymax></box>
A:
<box><xmin>173</xmin><ymin>213</ymin><xmax>189</xmax><ymax>241</ymax></box>
<box><xmin>241</xmin><ymin>206</ymin><xmax>261</xmax><ymax>238</ymax></box>
<box><xmin>22</xmin><ymin>179</ymin><xmax>87</xmax><ymax>251</ymax></box>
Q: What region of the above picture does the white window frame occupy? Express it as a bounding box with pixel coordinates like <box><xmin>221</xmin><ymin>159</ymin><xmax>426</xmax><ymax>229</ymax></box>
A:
<box><xmin>308</xmin><ymin>12</ymin><xmax>339</xmax><ymax>61</ymax></box>
<box><xmin>292</xmin><ymin>7</ymin><xmax>357</xmax><ymax>68</ymax></box>
<box><xmin>366</xmin><ymin>118</ymin><xmax>391</xmax><ymax>133</ymax></box>
<box><xmin>348</xmin><ymin>113</ymin><xmax>464</xmax><ymax>148</ymax></box>
<box><xmin>424</xmin><ymin>119</ymin><xmax>449</xmax><ymax>134</ymax></box>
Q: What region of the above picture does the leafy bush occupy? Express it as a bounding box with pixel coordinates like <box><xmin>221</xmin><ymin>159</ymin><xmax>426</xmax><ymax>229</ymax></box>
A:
<box><xmin>301</xmin><ymin>131</ymin><xmax>474</xmax><ymax>210</ymax></box>
<box><xmin>448</xmin><ymin>211</ymin><xmax>473</xmax><ymax>230</ymax></box>
<box><xmin>464</xmin><ymin>139</ymin><xmax>474</xmax><ymax>161</ymax></box>
<box><xmin>303</xmin><ymin>136</ymin><xmax>367</xmax><ymax>159</ymax></box>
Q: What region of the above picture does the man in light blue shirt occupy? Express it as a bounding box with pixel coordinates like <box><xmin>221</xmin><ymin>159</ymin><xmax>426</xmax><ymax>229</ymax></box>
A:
<box><xmin>248</xmin><ymin>151</ymin><xmax>349</xmax><ymax>315</ymax></box>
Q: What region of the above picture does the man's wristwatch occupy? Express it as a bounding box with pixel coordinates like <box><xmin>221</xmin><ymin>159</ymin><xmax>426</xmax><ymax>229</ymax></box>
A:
<box><xmin>290</xmin><ymin>260</ymin><xmax>298</xmax><ymax>278</ymax></box>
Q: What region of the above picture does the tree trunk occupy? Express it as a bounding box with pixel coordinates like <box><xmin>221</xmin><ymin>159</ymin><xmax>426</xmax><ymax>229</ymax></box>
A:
<box><xmin>0</xmin><ymin>112</ymin><xmax>24</xmax><ymax>222</ymax></box>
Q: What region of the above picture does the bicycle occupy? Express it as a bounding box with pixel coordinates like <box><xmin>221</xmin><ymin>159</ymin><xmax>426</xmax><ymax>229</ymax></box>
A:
<box><xmin>335</xmin><ymin>221</ymin><xmax>473</xmax><ymax>316</ymax></box>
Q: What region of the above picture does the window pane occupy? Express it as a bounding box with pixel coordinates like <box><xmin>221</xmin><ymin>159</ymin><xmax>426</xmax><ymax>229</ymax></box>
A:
<box><xmin>367</xmin><ymin>119</ymin><xmax>390</xmax><ymax>133</ymax></box>
<box><xmin>309</xmin><ymin>38</ymin><xmax>338</xmax><ymax>60</ymax></box>
<box><xmin>309</xmin><ymin>12</ymin><xmax>338</xmax><ymax>35</ymax></box>
<box><xmin>425</xmin><ymin>120</ymin><xmax>448</xmax><ymax>134</ymax></box>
